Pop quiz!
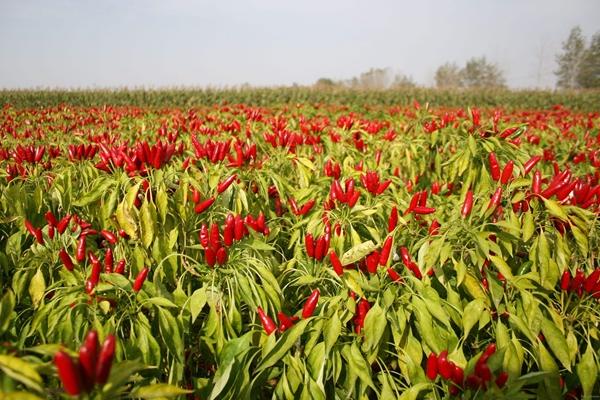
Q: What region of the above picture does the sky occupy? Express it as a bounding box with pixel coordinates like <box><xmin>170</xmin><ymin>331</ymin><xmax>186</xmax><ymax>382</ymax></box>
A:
<box><xmin>1</xmin><ymin>0</ymin><xmax>599</xmax><ymax>90</ymax></box>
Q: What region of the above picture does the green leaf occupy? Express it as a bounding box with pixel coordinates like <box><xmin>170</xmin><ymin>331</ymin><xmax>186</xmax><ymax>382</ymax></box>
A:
<box><xmin>132</xmin><ymin>383</ymin><xmax>192</xmax><ymax>398</ymax></box>
<box><xmin>542</xmin><ymin>198</ymin><xmax>568</xmax><ymax>221</ymax></box>
<box><xmin>343</xmin><ymin>342</ymin><xmax>376</xmax><ymax>390</ymax></box>
<box><xmin>156</xmin><ymin>187</ymin><xmax>168</xmax><ymax>224</ymax></box>
<box><xmin>28</xmin><ymin>269</ymin><xmax>45</xmax><ymax>309</ymax></box>
<box><xmin>157</xmin><ymin>308</ymin><xmax>184</xmax><ymax>362</ymax></box>
<box><xmin>577</xmin><ymin>345</ymin><xmax>597</xmax><ymax>400</ymax></box>
<box><xmin>489</xmin><ymin>255</ymin><xmax>514</xmax><ymax>281</ymax></box>
<box><xmin>540</xmin><ymin>317</ymin><xmax>571</xmax><ymax>371</ymax></box>
<box><xmin>73</xmin><ymin>178</ymin><xmax>114</xmax><ymax>207</ymax></box>
<box><xmin>189</xmin><ymin>287</ymin><xmax>207</xmax><ymax>324</ymax></box>
<box><xmin>116</xmin><ymin>200</ymin><xmax>138</xmax><ymax>240</ymax></box>
<box><xmin>462</xmin><ymin>298</ymin><xmax>485</xmax><ymax>338</ymax></box>
<box><xmin>258</xmin><ymin>318</ymin><xmax>310</xmax><ymax>371</ymax></box>
<box><xmin>341</xmin><ymin>240</ymin><xmax>376</xmax><ymax>265</ymax></box>
<box><xmin>140</xmin><ymin>199</ymin><xmax>156</xmax><ymax>248</ymax></box>
<box><xmin>0</xmin><ymin>354</ymin><xmax>44</xmax><ymax>393</ymax></box>
<box><xmin>522</xmin><ymin>211</ymin><xmax>535</xmax><ymax>242</ymax></box>
<box><xmin>362</xmin><ymin>302</ymin><xmax>387</xmax><ymax>363</ymax></box>
<box><xmin>0</xmin><ymin>290</ymin><xmax>15</xmax><ymax>335</ymax></box>
<box><xmin>248</xmin><ymin>239</ymin><xmax>276</xmax><ymax>251</ymax></box>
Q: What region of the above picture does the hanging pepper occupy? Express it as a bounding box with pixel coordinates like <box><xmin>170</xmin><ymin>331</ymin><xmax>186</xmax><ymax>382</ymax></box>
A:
<box><xmin>95</xmin><ymin>334</ymin><xmax>116</xmax><ymax>385</ymax></box>
<box><xmin>217</xmin><ymin>174</ymin><xmax>237</xmax><ymax>194</ymax></box>
<box><xmin>487</xmin><ymin>187</ymin><xmax>503</xmax><ymax>211</ymax></box>
<box><xmin>78</xmin><ymin>330</ymin><xmax>98</xmax><ymax>387</ymax></box>
<box><xmin>59</xmin><ymin>249</ymin><xmax>74</xmax><ymax>271</ymax></box>
<box><xmin>523</xmin><ymin>155</ymin><xmax>542</xmax><ymax>175</ymax></box>
<box><xmin>302</xmin><ymin>289</ymin><xmax>320</xmax><ymax>318</ymax></box>
<box><xmin>194</xmin><ymin>197</ymin><xmax>215</xmax><ymax>214</ymax></box>
<box><xmin>257</xmin><ymin>307</ymin><xmax>277</xmax><ymax>335</ymax></box>
<box><xmin>488</xmin><ymin>152</ymin><xmax>500</xmax><ymax>181</ymax></box>
<box><xmin>100</xmin><ymin>230</ymin><xmax>118</xmax><ymax>245</ymax></box>
<box><xmin>329</xmin><ymin>250</ymin><xmax>343</xmax><ymax>276</ymax></box>
<box><xmin>132</xmin><ymin>267</ymin><xmax>149</xmax><ymax>292</ymax></box>
<box><xmin>461</xmin><ymin>190</ymin><xmax>474</xmax><ymax>218</ymax></box>
<box><xmin>54</xmin><ymin>351</ymin><xmax>82</xmax><ymax>396</ymax></box>
<box><xmin>501</xmin><ymin>160</ymin><xmax>514</xmax><ymax>184</ymax></box>
<box><xmin>379</xmin><ymin>236</ymin><xmax>393</xmax><ymax>266</ymax></box>
<box><xmin>388</xmin><ymin>206</ymin><xmax>398</xmax><ymax>232</ymax></box>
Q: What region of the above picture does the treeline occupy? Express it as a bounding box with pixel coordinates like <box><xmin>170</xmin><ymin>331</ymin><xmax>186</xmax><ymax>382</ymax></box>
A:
<box><xmin>2</xmin><ymin>87</ymin><xmax>599</xmax><ymax>111</ymax></box>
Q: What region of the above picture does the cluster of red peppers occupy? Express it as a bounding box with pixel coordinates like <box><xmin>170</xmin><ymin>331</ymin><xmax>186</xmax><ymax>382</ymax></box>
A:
<box><xmin>360</xmin><ymin>170</ymin><xmax>391</xmax><ymax>196</ymax></box>
<box><xmin>353</xmin><ymin>296</ymin><xmax>371</xmax><ymax>334</ymax></box>
<box><xmin>305</xmin><ymin>226</ymin><xmax>331</xmax><ymax>261</ymax></box>
<box><xmin>95</xmin><ymin>140</ymin><xmax>182</xmax><ymax>175</ymax></box>
<box><xmin>323</xmin><ymin>159</ymin><xmax>341</xmax><ymax>179</ymax></box>
<box><xmin>326</xmin><ymin>178</ymin><xmax>360</xmax><ymax>209</ymax></box>
<box><xmin>287</xmin><ymin>197</ymin><xmax>315</xmax><ymax>216</ymax></box>
<box><xmin>405</xmin><ymin>190</ymin><xmax>436</xmax><ymax>215</ymax></box>
<box><xmin>257</xmin><ymin>289</ymin><xmax>320</xmax><ymax>335</ymax></box>
<box><xmin>54</xmin><ymin>330</ymin><xmax>116</xmax><ymax>396</ymax></box>
<box><xmin>227</xmin><ymin>140</ymin><xmax>257</xmax><ymax>167</ymax></box>
<box><xmin>191</xmin><ymin>135</ymin><xmax>232</xmax><ymax>164</ymax></box>
<box><xmin>560</xmin><ymin>268</ymin><xmax>600</xmax><ymax>298</ymax></box>
<box><xmin>67</xmin><ymin>143</ymin><xmax>98</xmax><ymax>161</ymax></box>
<box><xmin>427</xmin><ymin>344</ymin><xmax>508</xmax><ymax>396</ymax></box>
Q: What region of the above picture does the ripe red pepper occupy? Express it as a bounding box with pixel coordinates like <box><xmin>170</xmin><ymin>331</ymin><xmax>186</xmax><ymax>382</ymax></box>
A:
<box><xmin>57</xmin><ymin>214</ymin><xmax>71</xmax><ymax>234</ymax></box>
<box><xmin>133</xmin><ymin>267</ymin><xmax>149</xmax><ymax>292</ymax></box>
<box><xmin>305</xmin><ymin>234</ymin><xmax>315</xmax><ymax>257</ymax></box>
<box><xmin>102</xmin><ymin>248</ymin><xmax>113</xmax><ymax>273</ymax></box>
<box><xmin>487</xmin><ymin>187</ymin><xmax>503</xmax><ymax>211</ymax></box>
<box><xmin>217</xmin><ymin>174</ymin><xmax>237</xmax><ymax>194</ymax></box>
<box><xmin>199</xmin><ymin>224</ymin><xmax>209</xmax><ymax>248</ymax></box>
<box><xmin>412</xmin><ymin>206</ymin><xmax>436</xmax><ymax>215</ymax></box>
<box><xmin>366</xmin><ymin>251</ymin><xmax>379</xmax><ymax>274</ymax></box>
<box><xmin>488</xmin><ymin>152</ymin><xmax>500</xmax><ymax>181</ymax></box>
<box><xmin>438</xmin><ymin>350</ymin><xmax>453</xmax><ymax>380</ymax></box>
<box><xmin>45</xmin><ymin>210</ymin><xmax>57</xmax><ymax>227</ymax></box>
<box><xmin>79</xmin><ymin>330</ymin><xmax>98</xmax><ymax>386</ymax></box>
<box><xmin>234</xmin><ymin>215</ymin><xmax>245</xmax><ymax>240</ymax></box>
<box><xmin>501</xmin><ymin>160</ymin><xmax>514</xmax><ymax>184</ymax></box>
<box><xmin>314</xmin><ymin>237</ymin><xmax>325</xmax><ymax>260</ymax></box>
<box><xmin>194</xmin><ymin>197</ymin><xmax>215</xmax><ymax>214</ymax></box>
<box><xmin>288</xmin><ymin>197</ymin><xmax>300</xmax><ymax>214</ymax></box>
<box><xmin>428</xmin><ymin>219</ymin><xmax>441</xmax><ymax>236</ymax></box>
<box><xmin>95</xmin><ymin>334</ymin><xmax>116</xmax><ymax>385</ymax></box>
<box><xmin>452</xmin><ymin>364</ymin><xmax>464</xmax><ymax>386</ymax></box>
<box><xmin>571</xmin><ymin>269</ymin><xmax>585</xmax><ymax>295</ymax></box>
<box><xmin>89</xmin><ymin>256</ymin><xmax>101</xmax><ymax>287</ymax></box>
<box><xmin>54</xmin><ymin>350</ymin><xmax>82</xmax><ymax>395</ymax></box>
<box><xmin>100</xmin><ymin>230</ymin><xmax>118</xmax><ymax>245</ymax></box>
<box><xmin>277</xmin><ymin>312</ymin><xmax>298</xmax><ymax>332</ymax></box>
<box><xmin>495</xmin><ymin>371</ymin><xmax>508</xmax><ymax>387</ymax></box>
<box><xmin>257</xmin><ymin>307</ymin><xmax>277</xmax><ymax>335</ymax></box>
<box><xmin>216</xmin><ymin>247</ymin><xmax>228</xmax><ymax>265</ymax></box>
<box><xmin>223</xmin><ymin>215</ymin><xmax>234</xmax><ymax>246</ymax></box>
<box><xmin>584</xmin><ymin>269</ymin><xmax>600</xmax><ymax>293</ymax></box>
<box><xmin>205</xmin><ymin>247</ymin><xmax>216</xmax><ymax>267</ymax></box>
<box><xmin>388</xmin><ymin>206</ymin><xmax>398</xmax><ymax>232</ymax></box>
<box><xmin>59</xmin><ymin>249</ymin><xmax>74</xmax><ymax>271</ymax></box>
<box><xmin>209</xmin><ymin>223</ymin><xmax>220</xmax><ymax>251</ymax></box>
<box><xmin>560</xmin><ymin>270</ymin><xmax>571</xmax><ymax>291</ymax></box>
<box><xmin>76</xmin><ymin>236</ymin><xmax>86</xmax><ymax>263</ymax></box>
<box><xmin>523</xmin><ymin>155</ymin><xmax>542</xmax><ymax>175</ymax></box>
<box><xmin>114</xmin><ymin>259</ymin><xmax>126</xmax><ymax>275</ymax></box>
<box><xmin>531</xmin><ymin>170</ymin><xmax>542</xmax><ymax>195</ymax></box>
<box><xmin>302</xmin><ymin>289</ymin><xmax>320</xmax><ymax>318</ymax></box>
<box><xmin>329</xmin><ymin>250</ymin><xmax>343</xmax><ymax>276</ymax></box>
<box><xmin>299</xmin><ymin>199</ymin><xmax>315</xmax><ymax>215</ymax></box>
<box><xmin>387</xmin><ymin>268</ymin><xmax>402</xmax><ymax>282</ymax></box>
<box><xmin>461</xmin><ymin>190</ymin><xmax>474</xmax><ymax>218</ymax></box>
<box><xmin>379</xmin><ymin>236</ymin><xmax>393</xmax><ymax>266</ymax></box>
<box><xmin>24</xmin><ymin>220</ymin><xmax>43</xmax><ymax>244</ymax></box>
<box><xmin>426</xmin><ymin>353</ymin><xmax>438</xmax><ymax>380</ymax></box>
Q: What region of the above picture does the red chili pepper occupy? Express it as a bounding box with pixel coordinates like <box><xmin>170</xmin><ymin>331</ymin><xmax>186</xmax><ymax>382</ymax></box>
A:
<box><xmin>495</xmin><ymin>371</ymin><xmax>508</xmax><ymax>388</ymax></box>
<box><xmin>205</xmin><ymin>247</ymin><xmax>216</xmax><ymax>267</ymax></box>
<box><xmin>487</xmin><ymin>187</ymin><xmax>503</xmax><ymax>211</ymax></box>
<box><xmin>412</xmin><ymin>206</ymin><xmax>436</xmax><ymax>215</ymax></box>
<box><xmin>234</xmin><ymin>215</ymin><xmax>245</xmax><ymax>240</ymax></box>
<box><xmin>223</xmin><ymin>216</ymin><xmax>234</xmax><ymax>246</ymax></box>
<box><xmin>571</xmin><ymin>269</ymin><xmax>585</xmax><ymax>295</ymax></box>
<box><xmin>114</xmin><ymin>259</ymin><xmax>126</xmax><ymax>274</ymax></box>
<box><xmin>560</xmin><ymin>270</ymin><xmax>572</xmax><ymax>291</ymax></box>
<box><xmin>400</xmin><ymin>247</ymin><xmax>411</xmax><ymax>267</ymax></box>
<box><xmin>452</xmin><ymin>364</ymin><xmax>464</xmax><ymax>386</ymax></box>
<box><xmin>475</xmin><ymin>362</ymin><xmax>492</xmax><ymax>382</ymax></box>
<box><xmin>95</xmin><ymin>334</ymin><xmax>116</xmax><ymax>385</ymax></box>
<box><xmin>379</xmin><ymin>236</ymin><xmax>393</xmax><ymax>266</ymax></box>
<box><xmin>133</xmin><ymin>267</ymin><xmax>149</xmax><ymax>292</ymax></box>
<box><xmin>523</xmin><ymin>155</ymin><xmax>542</xmax><ymax>175</ymax></box>
<box><xmin>79</xmin><ymin>330</ymin><xmax>98</xmax><ymax>386</ymax></box>
<box><xmin>388</xmin><ymin>206</ymin><xmax>398</xmax><ymax>232</ymax></box>
<box><xmin>76</xmin><ymin>236</ymin><xmax>86</xmax><ymax>263</ymax></box>
<box><xmin>428</xmin><ymin>219</ymin><xmax>441</xmax><ymax>236</ymax></box>
<box><xmin>59</xmin><ymin>249</ymin><xmax>74</xmax><ymax>271</ymax></box>
<box><xmin>366</xmin><ymin>251</ymin><xmax>379</xmax><ymax>274</ymax></box>
<box><xmin>314</xmin><ymin>237</ymin><xmax>325</xmax><ymax>260</ymax></box>
<box><xmin>305</xmin><ymin>233</ymin><xmax>315</xmax><ymax>257</ymax></box>
<box><xmin>438</xmin><ymin>350</ymin><xmax>453</xmax><ymax>380</ymax></box>
<box><xmin>100</xmin><ymin>230</ymin><xmax>118</xmax><ymax>245</ymax></box>
<box><xmin>329</xmin><ymin>250</ymin><xmax>343</xmax><ymax>276</ymax></box>
<box><xmin>217</xmin><ymin>174</ymin><xmax>237</xmax><ymax>194</ymax></box>
<box><xmin>532</xmin><ymin>170</ymin><xmax>542</xmax><ymax>195</ymax></box>
<box><xmin>199</xmin><ymin>224</ymin><xmax>209</xmax><ymax>248</ymax></box>
<box><xmin>54</xmin><ymin>350</ymin><xmax>82</xmax><ymax>395</ymax></box>
<box><xmin>347</xmin><ymin>191</ymin><xmax>360</xmax><ymax>207</ymax></box>
<box><xmin>288</xmin><ymin>197</ymin><xmax>300</xmax><ymax>214</ymax></box>
<box><xmin>104</xmin><ymin>248</ymin><xmax>113</xmax><ymax>273</ymax></box>
<box><xmin>216</xmin><ymin>247</ymin><xmax>228</xmax><ymax>265</ymax></box>
<box><xmin>418</xmin><ymin>190</ymin><xmax>428</xmax><ymax>207</ymax></box>
<box><xmin>257</xmin><ymin>307</ymin><xmax>277</xmax><ymax>335</ymax></box>
<box><xmin>89</xmin><ymin>256</ymin><xmax>101</xmax><ymax>287</ymax></box>
<box><xmin>584</xmin><ymin>269</ymin><xmax>600</xmax><ymax>293</ymax></box>
<box><xmin>299</xmin><ymin>199</ymin><xmax>315</xmax><ymax>215</ymax></box>
<box><xmin>488</xmin><ymin>152</ymin><xmax>500</xmax><ymax>181</ymax></box>
<box><xmin>501</xmin><ymin>160</ymin><xmax>514</xmax><ymax>184</ymax></box>
<box><xmin>426</xmin><ymin>353</ymin><xmax>438</xmax><ymax>380</ymax></box>
<box><xmin>24</xmin><ymin>220</ymin><xmax>43</xmax><ymax>244</ymax></box>
<box><xmin>277</xmin><ymin>312</ymin><xmax>298</xmax><ymax>333</ymax></box>
<box><xmin>45</xmin><ymin>210</ymin><xmax>57</xmax><ymax>227</ymax></box>
<box><xmin>192</xmin><ymin>188</ymin><xmax>201</xmax><ymax>204</ymax></box>
<box><xmin>194</xmin><ymin>197</ymin><xmax>215</xmax><ymax>214</ymax></box>
<box><xmin>387</xmin><ymin>268</ymin><xmax>402</xmax><ymax>282</ymax></box>
<box><xmin>461</xmin><ymin>190</ymin><xmax>474</xmax><ymax>218</ymax></box>
<box><xmin>302</xmin><ymin>289</ymin><xmax>320</xmax><ymax>318</ymax></box>
<box><xmin>209</xmin><ymin>223</ymin><xmax>220</xmax><ymax>251</ymax></box>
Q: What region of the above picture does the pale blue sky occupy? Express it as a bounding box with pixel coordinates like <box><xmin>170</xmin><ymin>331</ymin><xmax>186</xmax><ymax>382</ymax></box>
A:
<box><xmin>1</xmin><ymin>0</ymin><xmax>598</xmax><ymax>89</ymax></box>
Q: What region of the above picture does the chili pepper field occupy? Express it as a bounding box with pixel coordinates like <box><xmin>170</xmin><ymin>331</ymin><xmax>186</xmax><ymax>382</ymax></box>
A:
<box><xmin>0</xmin><ymin>94</ymin><xmax>599</xmax><ymax>399</ymax></box>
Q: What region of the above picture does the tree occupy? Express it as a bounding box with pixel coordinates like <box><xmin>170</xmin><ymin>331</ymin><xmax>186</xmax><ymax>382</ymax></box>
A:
<box><xmin>314</xmin><ymin>78</ymin><xmax>338</xmax><ymax>88</ymax></box>
<box><xmin>555</xmin><ymin>26</ymin><xmax>586</xmax><ymax>89</ymax></box>
<box><xmin>435</xmin><ymin>62</ymin><xmax>463</xmax><ymax>88</ymax></box>
<box><xmin>353</xmin><ymin>68</ymin><xmax>393</xmax><ymax>89</ymax></box>
<box><xmin>460</xmin><ymin>57</ymin><xmax>506</xmax><ymax>88</ymax></box>
<box><xmin>390</xmin><ymin>73</ymin><xmax>416</xmax><ymax>88</ymax></box>
<box><xmin>576</xmin><ymin>32</ymin><xmax>600</xmax><ymax>88</ymax></box>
